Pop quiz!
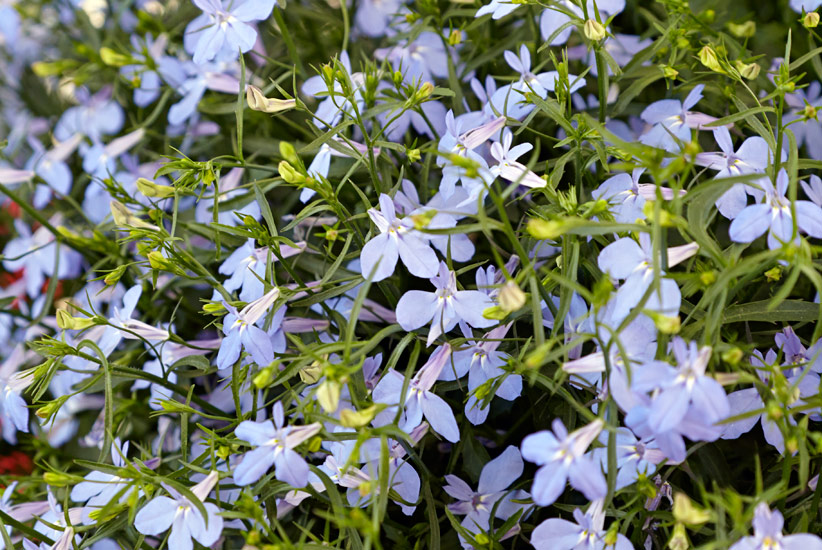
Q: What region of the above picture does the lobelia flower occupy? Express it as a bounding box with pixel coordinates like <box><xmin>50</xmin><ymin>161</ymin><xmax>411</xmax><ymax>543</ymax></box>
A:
<box><xmin>591</xmin><ymin>428</ymin><xmax>668</xmax><ymax>491</ymax></box>
<box><xmin>34</xmin><ymin>491</ymin><xmax>83</xmax><ymax>550</ymax></box>
<box><xmin>789</xmin><ymin>0</ymin><xmax>822</xmax><ymax>12</ymax></box>
<box><xmin>354</xmin><ymin>0</ymin><xmax>405</xmax><ymax>36</ymax></box>
<box><xmin>158</xmin><ymin>56</ymin><xmax>241</xmax><ymax>126</ymax></box>
<box><xmin>531</xmin><ymin>499</ymin><xmax>634</xmax><ymax>550</ymax></box>
<box><xmin>233</xmin><ymin>401</ymin><xmax>322</xmax><ymax>487</ymax></box>
<box><xmin>639</xmin><ymin>84</ymin><xmax>718</xmax><ymax>152</ymax></box>
<box><xmin>374</xmin><ymin>31</ymin><xmax>455</xmax><ymax>86</ymax></box>
<box><xmin>81</xmin><ymin>128</ymin><xmax>145</xmax><ymax>180</ymax></box>
<box><xmin>53</xmin><ymin>87</ymin><xmax>125</xmax><ymax>143</ymax></box>
<box><xmin>216</xmin><ymin>287</ymin><xmax>280</xmax><ymax>369</ymax></box>
<box><xmin>24</xmin><ymin>134</ymin><xmax>82</xmax><ymax>209</ymax></box>
<box><xmin>396</xmin><ymin>262</ymin><xmax>496</xmax><ymax>346</ymax></box>
<box><xmin>730</xmin><ymin>502</ymin><xmax>822</xmax><ymax>550</ymax></box>
<box><xmin>489</xmin><ymin>129</ymin><xmax>546</xmax><ymax>189</ymax></box>
<box><xmin>596</xmin><ymin>233</ymin><xmax>697</xmax><ymax>325</ymax></box>
<box><xmin>437</xmin><ymin>110</ymin><xmax>506</xmax><ymax>200</ymax></box>
<box><xmin>521</xmin><ymin>418</ymin><xmax>606</xmax><ymax>506</ymax></box>
<box><xmin>184</xmin><ymin>0</ymin><xmax>277</xmax><ymax>65</ymax></box>
<box><xmin>592</xmin><ymin>168</ymin><xmax>683</xmax><ymax>224</ymax></box>
<box><xmin>3</xmin><ymin>218</ymin><xmax>83</xmax><ymax>299</ymax></box>
<box><xmin>0</xmin><ymin>345</ymin><xmax>31</xmax><ymax>444</ymax></box>
<box><xmin>490</xmin><ymin>44</ymin><xmax>586</xmax><ymax>121</ymax></box>
<box><xmin>445</xmin><ymin>323</ymin><xmax>522</xmax><ymax>425</ymax></box>
<box><xmin>695</xmin><ymin>127</ymin><xmax>780</xmax><ymax>219</ymax></box>
<box><xmin>633</xmin><ymin>338</ymin><xmax>730</xmax><ymax>434</ymax></box>
<box><xmin>120</xmin><ymin>33</ymin><xmax>168</xmax><ymax>108</ymax></box>
<box><xmin>784</xmin><ymin>81</ymin><xmax>822</xmax><ymax>160</ymax></box>
<box><xmin>360</xmin><ymin>193</ymin><xmax>439</xmax><ymax>281</ymax></box>
<box><xmin>444</xmin><ymin>446</ymin><xmax>530</xmax><ymax>547</ymax></box>
<box><xmin>134</xmin><ymin>471</ymin><xmax>224</xmax><ymax>550</ymax></box>
<box><xmin>219</xmin><ymin>239</ymin><xmax>306</xmax><ymax>301</ymax></box>
<box><xmin>393</xmin><ymin>179</ymin><xmax>476</xmax><ymax>263</ymax></box>
<box><xmin>372</xmin><ymin>344</ymin><xmax>461</xmax><ymax>442</ymax></box>
<box><xmin>729</xmin><ymin>169</ymin><xmax>822</xmax><ymax>248</ymax></box>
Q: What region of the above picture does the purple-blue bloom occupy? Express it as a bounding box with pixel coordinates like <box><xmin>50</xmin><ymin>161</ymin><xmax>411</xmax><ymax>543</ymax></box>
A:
<box><xmin>396</xmin><ymin>262</ymin><xmax>496</xmax><ymax>346</ymax></box>
<box><xmin>184</xmin><ymin>0</ymin><xmax>277</xmax><ymax>65</ymax></box>
<box><xmin>521</xmin><ymin>418</ymin><xmax>606</xmax><ymax>506</ymax></box>
<box><xmin>233</xmin><ymin>402</ymin><xmax>322</xmax><ymax>487</ymax></box>
<box><xmin>730</xmin><ymin>503</ymin><xmax>822</xmax><ymax>550</ymax></box>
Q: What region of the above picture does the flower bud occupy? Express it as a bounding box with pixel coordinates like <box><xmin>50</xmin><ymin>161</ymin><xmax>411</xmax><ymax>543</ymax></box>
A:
<box><xmin>299</xmin><ymin>362</ymin><xmax>322</xmax><ymax>384</ymax></box>
<box><xmin>246</xmin><ymin>85</ymin><xmax>297</xmax><ymax>114</ymax></box>
<box><xmin>699</xmin><ymin>45</ymin><xmax>722</xmax><ymax>72</ymax></box>
<box><xmin>765</xmin><ymin>266</ymin><xmax>782</xmax><ymax>282</ymax></box>
<box><xmin>584</xmin><ymin>19</ymin><xmax>607</xmax><ymax>41</ymax></box>
<box><xmin>805</xmin><ymin>11</ymin><xmax>820</xmax><ymax>28</ymax></box>
<box><xmin>527</xmin><ymin>218</ymin><xmax>564</xmax><ymax>240</ymax></box>
<box><xmin>668</xmin><ymin>523</ymin><xmax>690</xmax><ymax>550</ymax></box>
<box><xmin>56</xmin><ymin>309</ymin><xmax>97</xmax><ymax>331</ymax></box>
<box><xmin>721</xmin><ymin>347</ymin><xmax>743</xmax><ymax>366</ymax></box>
<box><xmin>278</xmin><ymin>161</ymin><xmax>307</xmax><ymax>184</ymax></box>
<box><xmin>448</xmin><ymin>29</ymin><xmax>462</xmax><ymax>46</ymax></box>
<box><xmin>340</xmin><ymin>405</ymin><xmax>379</xmax><ymax>428</ymax></box>
<box><xmin>803</xmin><ymin>103</ymin><xmax>819</xmax><ymax>120</ymax></box>
<box><xmin>279</xmin><ymin>142</ymin><xmax>300</xmax><ymax>166</ymax></box>
<box><xmin>104</xmin><ymin>264</ymin><xmax>127</xmax><ymax>286</ymax></box>
<box><xmin>728</xmin><ymin>21</ymin><xmax>756</xmax><ymax>38</ymax></box>
<box><xmin>673</xmin><ymin>493</ymin><xmax>710</xmax><ymax>525</ymax></box>
<box><xmin>407</xmin><ymin>148</ymin><xmax>421</xmax><ymax>162</ymax></box>
<box><xmin>136</xmin><ymin>177</ymin><xmax>175</xmax><ymax>199</ymax></box>
<box><xmin>734</xmin><ymin>60</ymin><xmax>760</xmax><ymax>80</ymax></box>
<box><xmin>661</xmin><ymin>65</ymin><xmax>680</xmax><ymax>80</ymax></box>
<box><xmin>317</xmin><ymin>380</ymin><xmax>341</xmax><ymax>413</ymax></box>
<box><xmin>498</xmin><ymin>280</ymin><xmax>527</xmax><ymax>312</ymax></box>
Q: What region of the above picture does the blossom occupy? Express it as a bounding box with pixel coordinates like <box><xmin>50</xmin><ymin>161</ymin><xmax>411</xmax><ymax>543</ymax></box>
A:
<box><xmin>730</xmin><ymin>503</ymin><xmax>822</xmax><ymax>550</ymax></box>
<box><xmin>639</xmin><ymin>84</ymin><xmax>717</xmax><ymax>151</ymax></box>
<box><xmin>437</xmin><ymin>110</ymin><xmax>505</xmax><ymax>199</ymax></box>
<box><xmin>372</xmin><ymin>344</ymin><xmax>461</xmax><ymax>442</ymax></box>
<box><xmin>489</xmin><ymin>129</ymin><xmax>545</xmax><ymax>189</ymax></box>
<box><xmin>592</xmin><ymin>168</ymin><xmax>683</xmax><ymax>223</ymax></box>
<box><xmin>360</xmin><ymin>194</ymin><xmax>439</xmax><ymax>281</ymax></box>
<box><xmin>531</xmin><ymin>499</ymin><xmax>634</xmax><ymax>550</ymax></box>
<box><xmin>396</xmin><ymin>262</ymin><xmax>496</xmax><ymax>346</ymax></box>
<box><xmin>521</xmin><ymin>418</ymin><xmax>606</xmax><ymax>506</ymax></box>
<box><xmin>134</xmin><ymin>471</ymin><xmax>224</xmax><ymax>550</ymax></box>
<box><xmin>444</xmin><ymin>446</ymin><xmax>529</xmax><ymax>547</ymax></box>
<box><xmin>184</xmin><ymin>0</ymin><xmax>277</xmax><ymax>65</ymax></box>
<box><xmin>729</xmin><ymin>169</ymin><xmax>822</xmax><ymax>248</ymax></box>
<box><xmin>233</xmin><ymin>402</ymin><xmax>322</xmax><ymax>486</ymax></box>
<box><xmin>216</xmin><ymin>287</ymin><xmax>280</xmax><ymax>370</ymax></box>
<box><xmin>695</xmin><ymin>127</ymin><xmax>778</xmax><ymax>219</ymax></box>
<box><xmin>540</xmin><ymin>0</ymin><xmax>625</xmax><ymax>46</ymax></box>
<box><xmin>596</xmin><ymin>233</ymin><xmax>696</xmax><ymax>324</ymax></box>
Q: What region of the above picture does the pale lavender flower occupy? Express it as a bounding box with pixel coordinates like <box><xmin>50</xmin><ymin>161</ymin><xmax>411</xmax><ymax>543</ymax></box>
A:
<box><xmin>444</xmin><ymin>446</ymin><xmax>529</xmax><ymax>547</ymax></box>
<box><xmin>531</xmin><ymin>499</ymin><xmax>634</xmax><ymax>550</ymax></box>
<box><xmin>396</xmin><ymin>262</ymin><xmax>496</xmax><ymax>346</ymax></box>
<box><xmin>134</xmin><ymin>471</ymin><xmax>223</xmax><ymax>550</ymax></box>
<box><xmin>489</xmin><ymin>129</ymin><xmax>545</xmax><ymax>189</ymax></box>
<box><xmin>695</xmin><ymin>127</ymin><xmax>779</xmax><ymax>219</ymax></box>
<box><xmin>360</xmin><ymin>194</ymin><xmax>439</xmax><ymax>281</ymax></box>
<box><xmin>233</xmin><ymin>401</ymin><xmax>322</xmax><ymax>486</ymax></box>
<box><xmin>540</xmin><ymin>0</ymin><xmax>625</xmax><ymax>46</ymax></box>
<box><xmin>437</xmin><ymin>110</ymin><xmax>506</xmax><ymax>199</ymax></box>
<box><xmin>639</xmin><ymin>84</ymin><xmax>717</xmax><ymax>151</ymax></box>
<box><xmin>216</xmin><ymin>287</ymin><xmax>280</xmax><ymax>369</ymax></box>
<box><xmin>730</xmin><ymin>503</ymin><xmax>822</xmax><ymax>550</ymax></box>
<box><xmin>592</xmin><ymin>168</ymin><xmax>683</xmax><ymax>223</ymax></box>
<box><xmin>521</xmin><ymin>418</ymin><xmax>606</xmax><ymax>506</ymax></box>
<box><xmin>184</xmin><ymin>0</ymin><xmax>277</xmax><ymax>65</ymax></box>
<box><xmin>372</xmin><ymin>344</ymin><xmax>460</xmax><ymax>442</ymax></box>
<box><xmin>729</xmin><ymin>169</ymin><xmax>822</xmax><ymax>248</ymax></box>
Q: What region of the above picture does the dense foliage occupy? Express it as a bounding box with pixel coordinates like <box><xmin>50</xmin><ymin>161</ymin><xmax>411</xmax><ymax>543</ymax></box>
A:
<box><xmin>5</xmin><ymin>0</ymin><xmax>822</xmax><ymax>549</ymax></box>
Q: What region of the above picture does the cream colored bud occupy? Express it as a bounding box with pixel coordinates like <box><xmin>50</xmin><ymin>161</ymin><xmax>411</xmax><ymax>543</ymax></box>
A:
<box><xmin>246</xmin><ymin>85</ymin><xmax>297</xmax><ymax>114</ymax></box>
<box><xmin>317</xmin><ymin>380</ymin><xmax>341</xmax><ymax>413</ymax></box>
<box><xmin>136</xmin><ymin>177</ymin><xmax>175</xmax><ymax>198</ymax></box>
<box><xmin>583</xmin><ymin>19</ymin><xmax>607</xmax><ymax>41</ymax></box>
<box><xmin>805</xmin><ymin>12</ymin><xmax>820</xmax><ymax>28</ymax></box>
<box><xmin>699</xmin><ymin>45</ymin><xmax>722</xmax><ymax>72</ymax></box>
<box><xmin>498</xmin><ymin>281</ymin><xmax>527</xmax><ymax>312</ymax></box>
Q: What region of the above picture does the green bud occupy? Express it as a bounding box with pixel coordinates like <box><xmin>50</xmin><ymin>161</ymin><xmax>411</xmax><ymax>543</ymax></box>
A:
<box><xmin>583</xmin><ymin>19</ymin><xmax>607</xmax><ymax>41</ymax></box>
<box><xmin>300</xmin><ymin>362</ymin><xmax>322</xmax><ymax>384</ymax></box>
<box><xmin>279</xmin><ymin>142</ymin><xmax>300</xmax><ymax>166</ymax></box>
<box><xmin>104</xmin><ymin>264</ymin><xmax>127</xmax><ymax>286</ymax></box>
<box><xmin>728</xmin><ymin>21</ymin><xmax>756</xmax><ymax>38</ymax></box>
<box><xmin>699</xmin><ymin>45</ymin><xmax>723</xmax><ymax>73</ymax></box>
<box><xmin>55</xmin><ymin>309</ymin><xmax>97</xmax><ymax>331</ymax></box>
<box><xmin>673</xmin><ymin>493</ymin><xmax>711</xmax><ymax>525</ymax></box>
<box><xmin>99</xmin><ymin>47</ymin><xmax>132</xmax><ymax>67</ymax></box>
<box><xmin>136</xmin><ymin>177</ymin><xmax>175</xmax><ymax>199</ymax></box>
<box><xmin>805</xmin><ymin>12</ymin><xmax>820</xmax><ymax>28</ymax></box>
<box><xmin>278</xmin><ymin>161</ymin><xmax>307</xmax><ymax>184</ymax></box>
<box><xmin>721</xmin><ymin>347</ymin><xmax>743</xmax><ymax>366</ymax></box>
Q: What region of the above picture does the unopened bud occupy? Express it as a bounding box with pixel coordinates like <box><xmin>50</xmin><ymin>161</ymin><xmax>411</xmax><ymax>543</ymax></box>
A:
<box><xmin>299</xmin><ymin>362</ymin><xmax>322</xmax><ymax>384</ymax></box>
<box><xmin>136</xmin><ymin>177</ymin><xmax>175</xmax><ymax>199</ymax></box>
<box><xmin>415</xmin><ymin>82</ymin><xmax>434</xmax><ymax>101</ymax></box>
<box><xmin>673</xmin><ymin>493</ymin><xmax>710</xmax><ymax>525</ymax></box>
<box><xmin>735</xmin><ymin>61</ymin><xmax>761</xmax><ymax>80</ymax></box>
<box><xmin>448</xmin><ymin>29</ymin><xmax>462</xmax><ymax>46</ymax></box>
<box><xmin>721</xmin><ymin>347</ymin><xmax>743</xmax><ymax>366</ymax></box>
<box><xmin>584</xmin><ymin>19</ymin><xmax>607</xmax><ymax>41</ymax></box>
<box><xmin>668</xmin><ymin>522</ymin><xmax>690</xmax><ymax>550</ymax></box>
<box><xmin>407</xmin><ymin>148</ymin><xmax>421</xmax><ymax>162</ymax></box>
<box><xmin>805</xmin><ymin>12</ymin><xmax>820</xmax><ymax>28</ymax></box>
<box><xmin>498</xmin><ymin>280</ymin><xmax>527</xmax><ymax>312</ymax></box>
<box><xmin>661</xmin><ymin>65</ymin><xmax>679</xmax><ymax>80</ymax></box>
<box><xmin>246</xmin><ymin>85</ymin><xmax>297</xmax><ymax>114</ymax></box>
<box><xmin>279</xmin><ymin>142</ymin><xmax>300</xmax><ymax>166</ymax></box>
<box><xmin>104</xmin><ymin>265</ymin><xmax>127</xmax><ymax>286</ymax></box>
<box><xmin>803</xmin><ymin>103</ymin><xmax>819</xmax><ymax>120</ymax></box>
<box><xmin>699</xmin><ymin>45</ymin><xmax>722</xmax><ymax>72</ymax></box>
<box><xmin>527</xmin><ymin>218</ymin><xmax>565</xmax><ymax>240</ymax></box>
<box><xmin>56</xmin><ymin>309</ymin><xmax>97</xmax><ymax>331</ymax></box>
<box><xmin>340</xmin><ymin>405</ymin><xmax>379</xmax><ymax>428</ymax></box>
<box><xmin>317</xmin><ymin>380</ymin><xmax>341</xmax><ymax>413</ymax></box>
<box><xmin>278</xmin><ymin>161</ymin><xmax>307</xmax><ymax>184</ymax></box>
<box><xmin>765</xmin><ymin>266</ymin><xmax>782</xmax><ymax>282</ymax></box>
<box><xmin>728</xmin><ymin>21</ymin><xmax>756</xmax><ymax>38</ymax></box>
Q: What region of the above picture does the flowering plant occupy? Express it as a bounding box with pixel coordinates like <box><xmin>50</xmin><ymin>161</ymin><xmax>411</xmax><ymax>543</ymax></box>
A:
<box><xmin>2</xmin><ymin>0</ymin><xmax>822</xmax><ymax>549</ymax></box>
